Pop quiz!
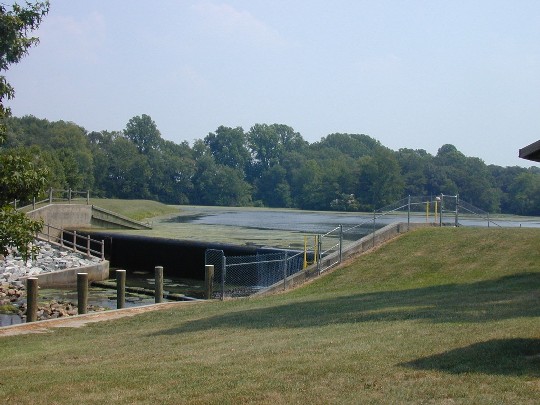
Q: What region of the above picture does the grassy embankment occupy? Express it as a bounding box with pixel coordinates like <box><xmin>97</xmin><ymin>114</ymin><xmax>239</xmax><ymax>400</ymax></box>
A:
<box><xmin>1</xmin><ymin>227</ymin><xmax>539</xmax><ymax>404</ymax></box>
<box><xmin>88</xmin><ymin>198</ymin><xmax>178</xmax><ymax>221</ymax></box>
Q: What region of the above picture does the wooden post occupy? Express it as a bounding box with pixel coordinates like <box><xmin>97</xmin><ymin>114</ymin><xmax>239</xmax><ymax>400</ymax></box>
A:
<box><xmin>116</xmin><ymin>270</ymin><xmax>126</xmax><ymax>309</ymax></box>
<box><xmin>155</xmin><ymin>266</ymin><xmax>163</xmax><ymax>303</ymax></box>
<box><xmin>205</xmin><ymin>265</ymin><xmax>214</xmax><ymax>299</ymax></box>
<box><xmin>26</xmin><ymin>277</ymin><xmax>39</xmax><ymax>323</ymax></box>
<box><xmin>77</xmin><ymin>272</ymin><xmax>88</xmax><ymax>314</ymax></box>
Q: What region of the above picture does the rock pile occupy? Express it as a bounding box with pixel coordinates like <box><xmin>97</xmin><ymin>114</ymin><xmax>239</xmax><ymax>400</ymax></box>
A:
<box><xmin>0</xmin><ymin>242</ymin><xmax>106</xmax><ymax>323</ymax></box>
<box><xmin>0</xmin><ymin>240</ymin><xmax>101</xmax><ymax>284</ymax></box>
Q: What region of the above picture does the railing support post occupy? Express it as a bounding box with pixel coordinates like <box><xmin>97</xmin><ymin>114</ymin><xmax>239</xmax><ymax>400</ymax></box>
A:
<box><xmin>155</xmin><ymin>266</ymin><xmax>163</xmax><ymax>303</ymax></box>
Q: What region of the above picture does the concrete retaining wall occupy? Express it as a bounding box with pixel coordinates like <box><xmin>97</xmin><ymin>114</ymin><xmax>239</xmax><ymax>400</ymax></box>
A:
<box><xmin>21</xmin><ymin>260</ymin><xmax>110</xmax><ymax>288</ymax></box>
<box><xmin>27</xmin><ymin>204</ymin><xmax>93</xmax><ymax>232</ymax></box>
<box><xmin>26</xmin><ymin>204</ymin><xmax>151</xmax><ymax>235</ymax></box>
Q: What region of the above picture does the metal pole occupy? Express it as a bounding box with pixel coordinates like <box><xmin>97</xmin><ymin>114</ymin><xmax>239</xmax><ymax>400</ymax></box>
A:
<box><xmin>372</xmin><ymin>211</ymin><xmax>376</xmax><ymax>248</ymax></box>
<box><xmin>339</xmin><ymin>224</ymin><xmax>343</xmax><ymax>263</ymax></box>
<box><xmin>77</xmin><ymin>273</ymin><xmax>88</xmax><ymax>315</ymax></box>
<box><xmin>439</xmin><ymin>194</ymin><xmax>443</xmax><ymax>227</ymax></box>
<box><xmin>283</xmin><ymin>252</ymin><xmax>288</xmax><ymax>290</ymax></box>
<box><xmin>87</xmin><ymin>190</ymin><xmax>90</xmax><ymax>205</ymax></box>
<box><xmin>407</xmin><ymin>195</ymin><xmax>411</xmax><ymax>231</ymax></box>
<box><xmin>155</xmin><ymin>266</ymin><xmax>163</xmax><ymax>303</ymax></box>
<box><xmin>221</xmin><ymin>256</ymin><xmax>227</xmax><ymax>300</ymax></box>
<box><xmin>455</xmin><ymin>194</ymin><xmax>459</xmax><ymax>227</ymax></box>
<box><xmin>317</xmin><ymin>235</ymin><xmax>321</xmax><ymax>275</ymax></box>
<box><xmin>116</xmin><ymin>270</ymin><xmax>126</xmax><ymax>309</ymax></box>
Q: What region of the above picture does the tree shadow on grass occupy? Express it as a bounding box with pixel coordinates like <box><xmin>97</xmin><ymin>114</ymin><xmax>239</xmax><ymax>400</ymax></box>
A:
<box><xmin>151</xmin><ymin>272</ymin><xmax>540</xmax><ymax>335</ymax></box>
<box><xmin>401</xmin><ymin>338</ymin><xmax>540</xmax><ymax>377</ymax></box>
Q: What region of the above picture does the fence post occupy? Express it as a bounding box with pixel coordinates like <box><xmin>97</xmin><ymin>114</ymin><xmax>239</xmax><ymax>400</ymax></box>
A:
<box><xmin>407</xmin><ymin>195</ymin><xmax>411</xmax><ymax>231</ymax></box>
<box><xmin>155</xmin><ymin>266</ymin><xmax>163</xmax><ymax>303</ymax></box>
<box><xmin>86</xmin><ymin>236</ymin><xmax>91</xmax><ymax>257</ymax></box>
<box><xmin>455</xmin><ymin>194</ymin><xmax>459</xmax><ymax>227</ymax></box>
<box><xmin>87</xmin><ymin>190</ymin><xmax>90</xmax><ymax>205</ymax></box>
<box><xmin>372</xmin><ymin>211</ymin><xmax>376</xmax><ymax>248</ymax></box>
<box><xmin>283</xmin><ymin>252</ymin><xmax>288</xmax><ymax>290</ymax></box>
<box><xmin>68</xmin><ymin>188</ymin><xmax>72</xmax><ymax>203</ymax></box>
<box><xmin>33</xmin><ymin>196</ymin><xmax>36</xmax><ymax>210</ymax></box>
<box><xmin>205</xmin><ymin>265</ymin><xmax>214</xmax><ymax>299</ymax></box>
<box><xmin>439</xmin><ymin>194</ymin><xmax>443</xmax><ymax>227</ymax></box>
<box><xmin>317</xmin><ymin>235</ymin><xmax>322</xmax><ymax>275</ymax></box>
<box><xmin>26</xmin><ymin>277</ymin><xmax>39</xmax><ymax>323</ymax></box>
<box><xmin>73</xmin><ymin>231</ymin><xmax>77</xmax><ymax>252</ymax></box>
<box><xmin>101</xmin><ymin>240</ymin><xmax>105</xmax><ymax>260</ymax></box>
<box><xmin>221</xmin><ymin>256</ymin><xmax>227</xmax><ymax>300</ymax></box>
<box><xmin>116</xmin><ymin>270</ymin><xmax>126</xmax><ymax>309</ymax></box>
<box><xmin>339</xmin><ymin>224</ymin><xmax>343</xmax><ymax>264</ymax></box>
<box><xmin>49</xmin><ymin>188</ymin><xmax>53</xmax><ymax>204</ymax></box>
<box><xmin>77</xmin><ymin>272</ymin><xmax>88</xmax><ymax>314</ymax></box>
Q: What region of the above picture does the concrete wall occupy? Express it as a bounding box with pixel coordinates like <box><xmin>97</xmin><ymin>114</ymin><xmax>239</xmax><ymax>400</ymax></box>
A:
<box><xmin>28</xmin><ymin>204</ymin><xmax>93</xmax><ymax>231</ymax></box>
<box><xmin>21</xmin><ymin>260</ymin><xmax>110</xmax><ymax>288</ymax></box>
<box><xmin>26</xmin><ymin>204</ymin><xmax>151</xmax><ymax>234</ymax></box>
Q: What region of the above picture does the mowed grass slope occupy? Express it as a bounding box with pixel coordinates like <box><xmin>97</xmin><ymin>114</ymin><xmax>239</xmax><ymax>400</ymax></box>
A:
<box><xmin>1</xmin><ymin>227</ymin><xmax>539</xmax><ymax>404</ymax></box>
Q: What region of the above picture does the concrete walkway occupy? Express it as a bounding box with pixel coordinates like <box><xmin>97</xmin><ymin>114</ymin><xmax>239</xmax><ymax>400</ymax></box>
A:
<box><xmin>0</xmin><ymin>301</ymin><xmax>200</xmax><ymax>337</ymax></box>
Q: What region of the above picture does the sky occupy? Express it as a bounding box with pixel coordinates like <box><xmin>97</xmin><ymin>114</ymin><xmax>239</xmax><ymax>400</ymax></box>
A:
<box><xmin>5</xmin><ymin>0</ymin><xmax>540</xmax><ymax>167</ymax></box>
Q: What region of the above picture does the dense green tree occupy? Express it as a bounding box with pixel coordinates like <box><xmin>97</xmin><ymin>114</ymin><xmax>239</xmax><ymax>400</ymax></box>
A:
<box><xmin>0</xmin><ymin>1</ymin><xmax>49</xmax><ymax>260</ymax></box>
<box><xmin>191</xmin><ymin>153</ymin><xmax>251</xmax><ymax>206</ymax></box>
<box><xmin>101</xmin><ymin>137</ymin><xmax>151</xmax><ymax>199</ymax></box>
<box><xmin>0</xmin><ymin>1</ymin><xmax>49</xmax><ymax>142</ymax></box>
<box><xmin>357</xmin><ymin>147</ymin><xmax>404</xmax><ymax>209</ymax></box>
<box><xmin>124</xmin><ymin>114</ymin><xmax>162</xmax><ymax>155</ymax></box>
<box><xmin>247</xmin><ymin>123</ymin><xmax>306</xmax><ymax>172</ymax></box>
<box><xmin>204</xmin><ymin>126</ymin><xmax>250</xmax><ymax>171</ymax></box>
<box><xmin>147</xmin><ymin>140</ymin><xmax>195</xmax><ymax>204</ymax></box>
<box><xmin>254</xmin><ymin>165</ymin><xmax>292</xmax><ymax>208</ymax></box>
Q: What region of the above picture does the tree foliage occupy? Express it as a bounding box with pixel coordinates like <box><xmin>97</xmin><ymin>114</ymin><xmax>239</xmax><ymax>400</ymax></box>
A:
<box><xmin>0</xmin><ymin>1</ymin><xmax>49</xmax><ymax>260</ymax></box>
<box><xmin>3</xmin><ymin>114</ymin><xmax>540</xmax><ymax>216</ymax></box>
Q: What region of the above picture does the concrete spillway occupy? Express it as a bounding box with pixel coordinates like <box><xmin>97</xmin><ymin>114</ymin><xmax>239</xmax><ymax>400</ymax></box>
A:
<box><xmin>81</xmin><ymin>232</ymin><xmax>282</xmax><ymax>280</ymax></box>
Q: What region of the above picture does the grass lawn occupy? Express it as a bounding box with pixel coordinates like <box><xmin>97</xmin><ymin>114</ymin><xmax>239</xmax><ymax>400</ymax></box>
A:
<box><xmin>88</xmin><ymin>198</ymin><xmax>178</xmax><ymax>221</ymax></box>
<box><xmin>1</xmin><ymin>227</ymin><xmax>539</xmax><ymax>404</ymax></box>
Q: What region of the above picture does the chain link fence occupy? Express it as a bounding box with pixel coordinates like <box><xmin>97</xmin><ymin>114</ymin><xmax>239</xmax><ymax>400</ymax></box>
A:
<box><xmin>206</xmin><ymin>194</ymin><xmax>504</xmax><ymax>299</ymax></box>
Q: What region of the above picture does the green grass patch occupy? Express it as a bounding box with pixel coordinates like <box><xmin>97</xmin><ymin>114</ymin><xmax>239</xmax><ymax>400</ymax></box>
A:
<box><xmin>1</xmin><ymin>227</ymin><xmax>539</xmax><ymax>404</ymax></box>
<box><xmin>88</xmin><ymin>198</ymin><xmax>178</xmax><ymax>221</ymax></box>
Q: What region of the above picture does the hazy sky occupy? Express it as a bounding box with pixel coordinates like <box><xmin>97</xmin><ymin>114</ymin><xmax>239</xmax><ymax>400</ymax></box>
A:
<box><xmin>5</xmin><ymin>0</ymin><xmax>540</xmax><ymax>167</ymax></box>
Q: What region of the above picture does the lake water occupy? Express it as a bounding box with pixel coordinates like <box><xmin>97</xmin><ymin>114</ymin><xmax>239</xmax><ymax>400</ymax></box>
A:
<box><xmin>2</xmin><ymin>206</ymin><xmax>538</xmax><ymax>327</ymax></box>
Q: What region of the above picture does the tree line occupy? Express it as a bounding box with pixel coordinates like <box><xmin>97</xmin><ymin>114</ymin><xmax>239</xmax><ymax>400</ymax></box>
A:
<box><xmin>3</xmin><ymin>114</ymin><xmax>540</xmax><ymax>215</ymax></box>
